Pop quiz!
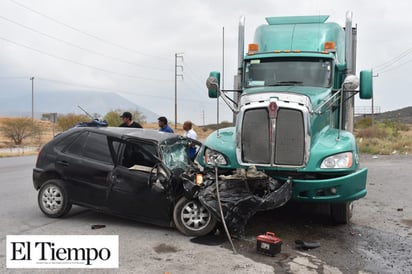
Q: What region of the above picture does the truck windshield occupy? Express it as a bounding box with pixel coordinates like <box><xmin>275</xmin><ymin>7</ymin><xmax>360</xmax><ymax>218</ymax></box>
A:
<box><xmin>244</xmin><ymin>57</ymin><xmax>332</xmax><ymax>88</ymax></box>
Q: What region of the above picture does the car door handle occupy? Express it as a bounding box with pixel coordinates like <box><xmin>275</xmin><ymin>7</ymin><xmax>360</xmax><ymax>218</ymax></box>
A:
<box><xmin>111</xmin><ymin>175</ymin><xmax>121</xmax><ymax>184</ymax></box>
<box><xmin>57</xmin><ymin>160</ymin><xmax>69</xmax><ymax>167</ymax></box>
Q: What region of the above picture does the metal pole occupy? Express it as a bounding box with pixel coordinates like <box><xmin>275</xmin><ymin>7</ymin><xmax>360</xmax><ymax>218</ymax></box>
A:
<box><xmin>174</xmin><ymin>53</ymin><xmax>184</xmax><ymax>129</ymax></box>
<box><xmin>30</xmin><ymin>76</ymin><xmax>34</xmax><ymax>122</ymax></box>
<box><xmin>372</xmin><ymin>72</ymin><xmax>379</xmax><ymax>125</ymax></box>
<box><xmin>217</xmin><ymin>27</ymin><xmax>224</xmax><ymax>133</ymax></box>
<box><xmin>214</xmin><ymin>166</ymin><xmax>237</xmax><ymax>254</ymax></box>
<box><xmin>174</xmin><ymin>53</ymin><xmax>177</xmax><ymax>129</ymax></box>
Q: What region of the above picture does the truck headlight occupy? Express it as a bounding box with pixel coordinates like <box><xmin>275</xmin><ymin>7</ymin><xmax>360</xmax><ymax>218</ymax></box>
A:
<box><xmin>320</xmin><ymin>152</ymin><xmax>353</xmax><ymax>169</ymax></box>
<box><xmin>204</xmin><ymin>148</ymin><xmax>228</xmax><ymax>166</ymax></box>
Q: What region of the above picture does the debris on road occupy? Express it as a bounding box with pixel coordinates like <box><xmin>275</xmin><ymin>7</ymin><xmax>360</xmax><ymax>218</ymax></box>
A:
<box><xmin>193</xmin><ymin>166</ymin><xmax>292</xmax><ymax>238</ymax></box>
<box><xmin>91</xmin><ymin>224</ymin><xmax>106</xmax><ymax>230</ymax></box>
<box><xmin>256</xmin><ymin>232</ymin><xmax>282</xmax><ymax>256</ymax></box>
<box><xmin>295</xmin><ymin>240</ymin><xmax>321</xmax><ymax>250</ymax></box>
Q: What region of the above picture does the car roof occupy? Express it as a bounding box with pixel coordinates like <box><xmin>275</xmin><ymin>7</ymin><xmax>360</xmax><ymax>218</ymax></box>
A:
<box><xmin>65</xmin><ymin>127</ymin><xmax>181</xmax><ymax>143</ymax></box>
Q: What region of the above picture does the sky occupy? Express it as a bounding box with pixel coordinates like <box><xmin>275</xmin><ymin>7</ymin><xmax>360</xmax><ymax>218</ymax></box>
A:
<box><xmin>0</xmin><ymin>0</ymin><xmax>411</xmax><ymax>125</ymax></box>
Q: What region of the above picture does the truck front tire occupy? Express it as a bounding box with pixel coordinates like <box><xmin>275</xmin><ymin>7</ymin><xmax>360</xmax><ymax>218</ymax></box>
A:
<box><xmin>331</xmin><ymin>202</ymin><xmax>353</xmax><ymax>224</ymax></box>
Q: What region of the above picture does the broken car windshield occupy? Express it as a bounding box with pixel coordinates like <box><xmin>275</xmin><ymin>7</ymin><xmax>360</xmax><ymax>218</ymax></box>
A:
<box><xmin>161</xmin><ymin>140</ymin><xmax>190</xmax><ymax>170</ymax></box>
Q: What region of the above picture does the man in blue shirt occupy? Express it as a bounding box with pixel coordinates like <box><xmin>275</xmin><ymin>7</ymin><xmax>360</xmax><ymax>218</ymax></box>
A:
<box><xmin>158</xmin><ymin>116</ymin><xmax>174</xmax><ymax>133</ymax></box>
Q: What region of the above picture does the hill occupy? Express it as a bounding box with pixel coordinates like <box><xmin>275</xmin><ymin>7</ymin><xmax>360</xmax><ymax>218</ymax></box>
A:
<box><xmin>0</xmin><ymin>89</ymin><xmax>160</xmax><ymax>122</ymax></box>
<box><xmin>372</xmin><ymin>106</ymin><xmax>412</xmax><ymax>124</ymax></box>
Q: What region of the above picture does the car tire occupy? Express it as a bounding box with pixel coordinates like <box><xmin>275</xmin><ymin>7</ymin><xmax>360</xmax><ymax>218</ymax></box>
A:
<box><xmin>173</xmin><ymin>196</ymin><xmax>217</xmax><ymax>236</ymax></box>
<box><xmin>38</xmin><ymin>179</ymin><xmax>72</xmax><ymax>218</ymax></box>
<box><xmin>331</xmin><ymin>201</ymin><xmax>353</xmax><ymax>224</ymax></box>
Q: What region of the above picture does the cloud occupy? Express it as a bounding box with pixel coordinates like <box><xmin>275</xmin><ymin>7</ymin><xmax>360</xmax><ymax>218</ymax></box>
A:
<box><xmin>0</xmin><ymin>0</ymin><xmax>411</xmax><ymax>124</ymax></box>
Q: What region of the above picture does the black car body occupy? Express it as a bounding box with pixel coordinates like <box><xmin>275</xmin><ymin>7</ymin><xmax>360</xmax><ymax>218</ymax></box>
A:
<box><xmin>33</xmin><ymin>127</ymin><xmax>216</xmax><ymax>236</ymax></box>
<box><xmin>33</xmin><ymin>127</ymin><xmax>293</xmax><ymax>238</ymax></box>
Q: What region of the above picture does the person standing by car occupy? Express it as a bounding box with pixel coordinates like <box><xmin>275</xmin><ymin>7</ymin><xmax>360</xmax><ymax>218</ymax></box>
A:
<box><xmin>183</xmin><ymin>121</ymin><xmax>197</xmax><ymax>160</ymax></box>
<box><xmin>119</xmin><ymin>112</ymin><xmax>143</xmax><ymax>128</ymax></box>
<box><xmin>158</xmin><ymin>116</ymin><xmax>174</xmax><ymax>133</ymax></box>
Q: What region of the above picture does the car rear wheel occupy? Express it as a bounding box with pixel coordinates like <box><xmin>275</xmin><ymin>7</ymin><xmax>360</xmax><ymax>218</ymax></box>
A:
<box><xmin>173</xmin><ymin>196</ymin><xmax>217</xmax><ymax>236</ymax></box>
<box><xmin>38</xmin><ymin>179</ymin><xmax>72</xmax><ymax>218</ymax></box>
<box><xmin>331</xmin><ymin>201</ymin><xmax>353</xmax><ymax>224</ymax></box>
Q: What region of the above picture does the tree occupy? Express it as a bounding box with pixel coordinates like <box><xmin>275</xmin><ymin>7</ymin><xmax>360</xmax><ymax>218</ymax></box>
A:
<box><xmin>104</xmin><ymin>109</ymin><xmax>146</xmax><ymax>127</ymax></box>
<box><xmin>0</xmin><ymin>117</ymin><xmax>40</xmax><ymax>145</ymax></box>
<box><xmin>56</xmin><ymin>114</ymin><xmax>90</xmax><ymax>131</ymax></box>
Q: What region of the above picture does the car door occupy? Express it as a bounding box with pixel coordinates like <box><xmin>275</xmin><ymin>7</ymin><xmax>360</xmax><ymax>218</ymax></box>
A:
<box><xmin>106</xmin><ymin>140</ymin><xmax>174</xmax><ymax>225</ymax></box>
<box><xmin>57</xmin><ymin>131</ymin><xmax>115</xmax><ymax>207</ymax></box>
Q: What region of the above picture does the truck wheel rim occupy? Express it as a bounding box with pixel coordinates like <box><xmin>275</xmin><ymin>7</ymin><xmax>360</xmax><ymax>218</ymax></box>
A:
<box><xmin>180</xmin><ymin>201</ymin><xmax>211</xmax><ymax>231</ymax></box>
<box><xmin>41</xmin><ymin>185</ymin><xmax>63</xmax><ymax>214</ymax></box>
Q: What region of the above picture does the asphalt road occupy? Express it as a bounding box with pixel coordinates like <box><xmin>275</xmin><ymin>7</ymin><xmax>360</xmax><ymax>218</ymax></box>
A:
<box><xmin>0</xmin><ymin>155</ymin><xmax>411</xmax><ymax>273</ymax></box>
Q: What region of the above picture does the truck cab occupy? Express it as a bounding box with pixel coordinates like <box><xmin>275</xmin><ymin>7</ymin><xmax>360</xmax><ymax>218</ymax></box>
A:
<box><xmin>199</xmin><ymin>12</ymin><xmax>373</xmax><ymax>223</ymax></box>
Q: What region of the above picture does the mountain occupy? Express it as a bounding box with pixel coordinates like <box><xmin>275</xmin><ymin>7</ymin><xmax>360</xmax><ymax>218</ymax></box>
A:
<box><xmin>0</xmin><ymin>89</ymin><xmax>160</xmax><ymax>122</ymax></box>
<box><xmin>373</xmin><ymin>106</ymin><xmax>412</xmax><ymax>124</ymax></box>
<box><xmin>357</xmin><ymin>106</ymin><xmax>412</xmax><ymax>124</ymax></box>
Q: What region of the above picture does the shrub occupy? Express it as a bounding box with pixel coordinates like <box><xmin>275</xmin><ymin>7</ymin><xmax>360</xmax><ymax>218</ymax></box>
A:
<box><xmin>355</xmin><ymin>117</ymin><xmax>373</xmax><ymax>128</ymax></box>
<box><xmin>0</xmin><ymin>117</ymin><xmax>41</xmax><ymax>145</ymax></box>
<box><xmin>356</xmin><ymin>127</ymin><xmax>388</xmax><ymax>139</ymax></box>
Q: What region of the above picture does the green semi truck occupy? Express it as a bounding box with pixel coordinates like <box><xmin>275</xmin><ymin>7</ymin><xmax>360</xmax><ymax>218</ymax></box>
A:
<box><xmin>198</xmin><ymin>12</ymin><xmax>373</xmax><ymax>223</ymax></box>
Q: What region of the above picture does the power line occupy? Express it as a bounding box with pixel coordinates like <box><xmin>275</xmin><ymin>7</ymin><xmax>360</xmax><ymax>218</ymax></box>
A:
<box><xmin>37</xmin><ymin>77</ymin><xmax>167</xmax><ymax>99</ymax></box>
<box><xmin>0</xmin><ymin>36</ymin><xmax>171</xmax><ymax>82</ymax></box>
<box><xmin>0</xmin><ymin>15</ymin><xmax>173</xmax><ymax>72</ymax></box>
<box><xmin>8</xmin><ymin>0</ymin><xmax>171</xmax><ymax>60</ymax></box>
<box><xmin>3</xmin><ymin>1</ymin><xmax>216</xmax><ymax>108</ymax></box>
<box><xmin>375</xmin><ymin>58</ymin><xmax>412</xmax><ymax>74</ymax></box>
<box><xmin>373</xmin><ymin>47</ymin><xmax>412</xmax><ymax>73</ymax></box>
<box><xmin>36</xmin><ymin>77</ymin><xmax>215</xmax><ymax>104</ymax></box>
<box><xmin>183</xmin><ymin>69</ymin><xmax>210</xmax><ymax>98</ymax></box>
<box><xmin>0</xmin><ymin>76</ymin><xmax>28</xmax><ymax>79</ymax></box>
<box><xmin>185</xmin><ymin>62</ymin><xmax>208</xmax><ymax>86</ymax></box>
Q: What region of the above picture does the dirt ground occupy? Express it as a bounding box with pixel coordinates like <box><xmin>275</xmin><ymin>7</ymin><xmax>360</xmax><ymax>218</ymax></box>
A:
<box><xmin>211</xmin><ymin>154</ymin><xmax>412</xmax><ymax>273</ymax></box>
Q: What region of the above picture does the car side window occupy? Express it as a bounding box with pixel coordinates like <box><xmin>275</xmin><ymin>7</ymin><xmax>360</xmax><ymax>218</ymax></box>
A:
<box><xmin>121</xmin><ymin>142</ymin><xmax>157</xmax><ymax>168</ymax></box>
<box><xmin>83</xmin><ymin>133</ymin><xmax>113</xmax><ymax>164</ymax></box>
<box><xmin>65</xmin><ymin>131</ymin><xmax>88</xmax><ymax>155</ymax></box>
<box><xmin>54</xmin><ymin>131</ymin><xmax>82</xmax><ymax>152</ymax></box>
<box><xmin>66</xmin><ymin>131</ymin><xmax>113</xmax><ymax>164</ymax></box>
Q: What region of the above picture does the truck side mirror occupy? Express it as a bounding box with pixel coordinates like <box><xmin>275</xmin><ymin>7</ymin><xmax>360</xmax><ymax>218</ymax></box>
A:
<box><xmin>206</xmin><ymin>71</ymin><xmax>221</xmax><ymax>98</ymax></box>
<box><xmin>359</xmin><ymin>70</ymin><xmax>373</xmax><ymax>99</ymax></box>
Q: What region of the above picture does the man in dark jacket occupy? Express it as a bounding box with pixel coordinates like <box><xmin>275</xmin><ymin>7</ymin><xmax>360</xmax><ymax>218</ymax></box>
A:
<box><xmin>119</xmin><ymin>112</ymin><xmax>143</xmax><ymax>128</ymax></box>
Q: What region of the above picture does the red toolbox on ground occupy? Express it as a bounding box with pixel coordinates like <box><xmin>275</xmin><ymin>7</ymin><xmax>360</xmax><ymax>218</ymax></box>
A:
<box><xmin>256</xmin><ymin>232</ymin><xmax>282</xmax><ymax>256</ymax></box>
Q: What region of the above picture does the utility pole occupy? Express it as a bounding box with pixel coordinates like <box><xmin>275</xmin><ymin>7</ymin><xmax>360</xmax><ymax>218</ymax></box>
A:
<box><xmin>30</xmin><ymin>76</ymin><xmax>34</xmax><ymax>122</ymax></box>
<box><xmin>372</xmin><ymin>72</ymin><xmax>379</xmax><ymax>125</ymax></box>
<box><xmin>174</xmin><ymin>53</ymin><xmax>184</xmax><ymax>129</ymax></box>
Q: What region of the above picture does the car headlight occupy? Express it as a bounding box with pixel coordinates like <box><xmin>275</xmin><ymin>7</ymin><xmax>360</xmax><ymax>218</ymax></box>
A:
<box><xmin>204</xmin><ymin>148</ymin><xmax>228</xmax><ymax>166</ymax></box>
<box><xmin>320</xmin><ymin>152</ymin><xmax>353</xmax><ymax>169</ymax></box>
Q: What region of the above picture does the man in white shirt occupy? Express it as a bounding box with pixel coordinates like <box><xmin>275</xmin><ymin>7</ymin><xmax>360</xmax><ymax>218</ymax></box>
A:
<box><xmin>183</xmin><ymin>121</ymin><xmax>198</xmax><ymax>160</ymax></box>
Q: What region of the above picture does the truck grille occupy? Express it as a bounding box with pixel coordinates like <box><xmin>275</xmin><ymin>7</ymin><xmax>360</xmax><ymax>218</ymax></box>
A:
<box><xmin>241</xmin><ymin>107</ymin><xmax>305</xmax><ymax>166</ymax></box>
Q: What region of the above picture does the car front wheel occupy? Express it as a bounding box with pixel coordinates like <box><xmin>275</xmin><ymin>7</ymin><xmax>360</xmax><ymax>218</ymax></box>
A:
<box><xmin>173</xmin><ymin>196</ymin><xmax>217</xmax><ymax>236</ymax></box>
<box><xmin>38</xmin><ymin>179</ymin><xmax>72</xmax><ymax>218</ymax></box>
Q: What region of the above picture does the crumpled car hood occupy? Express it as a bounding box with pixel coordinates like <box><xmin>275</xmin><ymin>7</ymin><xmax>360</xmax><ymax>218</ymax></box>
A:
<box><xmin>183</xmin><ymin>166</ymin><xmax>292</xmax><ymax>238</ymax></box>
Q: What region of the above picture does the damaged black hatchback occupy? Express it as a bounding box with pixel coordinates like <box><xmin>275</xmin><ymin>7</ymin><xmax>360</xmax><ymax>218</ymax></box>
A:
<box><xmin>33</xmin><ymin>127</ymin><xmax>217</xmax><ymax>236</ymax></box>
